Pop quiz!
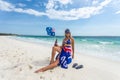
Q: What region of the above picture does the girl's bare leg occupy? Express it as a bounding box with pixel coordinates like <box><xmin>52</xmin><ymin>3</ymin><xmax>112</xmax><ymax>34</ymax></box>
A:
<box><xmin>35</xmin><ymin>59</ymin><xmax>59</xmax><ymax>73</ymax></box>
<box><xmin>50</xmin><ymin>46</ymin><xmax>61</xmax><ymax>64</ymax></box>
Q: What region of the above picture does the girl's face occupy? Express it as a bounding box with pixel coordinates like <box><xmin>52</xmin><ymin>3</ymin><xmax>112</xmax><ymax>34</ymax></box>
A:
<box><xmin>65</xmin><ymin>33</ymin><xmax>70</xmax><ymax>37</ymax></box>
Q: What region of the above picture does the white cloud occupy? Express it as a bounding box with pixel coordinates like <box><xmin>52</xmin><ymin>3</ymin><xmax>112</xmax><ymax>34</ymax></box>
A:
<box><xmin>13</xmin><ymin>8</ymin><xmax>46</xmax><ymax>16</ymax></box>
<box><xmin>17</xmin><ymin>3</ymin><xmax>26</xmax><ymax>7</ymax></box>
<box><xmin>0</xmin><ymin>0</ymin><xmax>112</xmax><ymax>20</ymax></box>
<box><xmin>116</xmin><ymin>11</ymin><xmax>120</xmax><ymax>14</ymax></box>
<box><xmin>0</xmin><ymin>0</ymin><xmax>45</xmax><ymax>16</ymax></box>
<box><xmin>92</xmin><ymin>0</ymin><xmax>99</xmax><ymax>5</ymax></box>
<box><xmin>45</xmin><ymin>0</ymin><xmax>111</xmax><ymax>20</ymax></box>
<box><xmin>0</xmin><ymin>0</ymin><xmax>14</xmax><ymax>11</ymax></box>
<box><xmin>46</xmin><ymin>7</ymin><xmax>101</xmax><ymax>20</ymax></box>
<box><xmin>109</xmin><ymin>0</ymin><xmax>120</xmax><ymax>14</ymax></box>
<box><xmin>110</xmin><ymin>0</ymin><xmax>120</xmax><ymax>9</ymax></box>
<box><xmin>100</xmin><ymin>0</ymin><xmax>111</xmax><ymax>7</ymax></box>
<box><xmin>46</xmin><ymin>0</ymin><xmax>55</xmax><ymax>9</ymax></box>
<box><xmin>46</xmin><ymin>0</ymin><xmax>72</xmax><ymax>10</ymax></box>
<box><xmin>56</xmin><ymin>0</ymin><xmax>73</xmax><ymax>5</ymax></box>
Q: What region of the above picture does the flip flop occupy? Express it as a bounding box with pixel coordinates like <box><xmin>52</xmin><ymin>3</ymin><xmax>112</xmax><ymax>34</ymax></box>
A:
<box><xmin>72</xmin><ymin>63</ymin><xmax>78</xmax><ymax>68</ymax></box>
<box><xmin>75</xmin><ymin>65</ymin><xmax>83</xmax><ymax>69</ymax></box>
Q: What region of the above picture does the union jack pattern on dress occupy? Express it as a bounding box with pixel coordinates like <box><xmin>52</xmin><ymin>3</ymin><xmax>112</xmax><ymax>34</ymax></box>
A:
<box><xmin>63</xmin><ymin>46</ymin><xmax>72</xmax><ymax>53</ymax></box>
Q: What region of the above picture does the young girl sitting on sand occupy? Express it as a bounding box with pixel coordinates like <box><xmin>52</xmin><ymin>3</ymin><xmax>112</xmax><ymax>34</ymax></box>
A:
<box><xmin>35</xmin><ymin>29</ymin><xmax>74</xmax><ymax>72</ymax></box>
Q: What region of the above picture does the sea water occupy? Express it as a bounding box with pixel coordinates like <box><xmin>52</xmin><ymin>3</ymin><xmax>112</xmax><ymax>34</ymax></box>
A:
<box><xmin>14</xmin><ymin>35</ymin><xmax>120</xmax><ymax>62</ymax></box>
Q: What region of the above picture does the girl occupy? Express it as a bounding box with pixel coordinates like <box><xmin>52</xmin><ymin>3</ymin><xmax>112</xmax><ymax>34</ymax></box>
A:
<box><xmin>35</xmin><ymin>29</ymin><xmax>74</xmax><ymax>72</ymax></box>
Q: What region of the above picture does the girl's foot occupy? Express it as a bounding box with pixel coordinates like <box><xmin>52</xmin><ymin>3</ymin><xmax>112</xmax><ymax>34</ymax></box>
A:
<box><xmin>34</xmin><ymin>68</ymin><xmax>45</xmax><ymax>73</ymax></box>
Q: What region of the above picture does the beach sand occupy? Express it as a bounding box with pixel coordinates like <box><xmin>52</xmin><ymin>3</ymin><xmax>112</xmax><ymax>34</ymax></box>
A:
<box><xmin>0</xmin><ymin>36</ymin><xmax>120</xmax><ymax>80</ymax></box>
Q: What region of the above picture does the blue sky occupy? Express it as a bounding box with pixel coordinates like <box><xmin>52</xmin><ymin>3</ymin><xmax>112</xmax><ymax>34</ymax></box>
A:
<box><xmin>0</xmin><ymin>0</ymin><xmax>120</xmax><ymax>36</ymax></box>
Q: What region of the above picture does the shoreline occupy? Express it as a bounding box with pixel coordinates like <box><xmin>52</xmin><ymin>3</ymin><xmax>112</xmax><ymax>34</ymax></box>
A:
<box><xmin>11</xmin><ymin>36</ymin><xmax>120</xmax><ymax>62</ymax></box>
<box><xmin>0</xmin><ymin>36</ymin><xmax>120</xmax><ymax>80</ymax></box>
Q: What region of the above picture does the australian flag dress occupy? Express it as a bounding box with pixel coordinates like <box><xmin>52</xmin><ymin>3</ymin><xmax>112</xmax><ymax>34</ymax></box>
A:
<box><xmin>57</xmin><ymin>39</ymin><xmax>72</xmax><ymax>69</ymax></box>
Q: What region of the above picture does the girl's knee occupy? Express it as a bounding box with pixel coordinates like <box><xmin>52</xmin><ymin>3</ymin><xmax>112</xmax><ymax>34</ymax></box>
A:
<box><xmin>52</xmin><ymin>46</ymin><xmax>55</xmax><ymax>49</ymax></box>
<box><xmin>52</xmin><ymin>46</ymin><xmax>57</xmax><ymax>50</ymax></box>
<box><xmin>52</xmin><ymin>46</ymin><xmax>61</xmax><ymax>53</ymax></box>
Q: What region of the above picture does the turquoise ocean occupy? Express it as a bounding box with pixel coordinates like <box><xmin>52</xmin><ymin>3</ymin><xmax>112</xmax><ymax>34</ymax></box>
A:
<box><xmin>13</xmin><ymin>36</ymin><xmax>120</xmax><ymax>62</ymax></box>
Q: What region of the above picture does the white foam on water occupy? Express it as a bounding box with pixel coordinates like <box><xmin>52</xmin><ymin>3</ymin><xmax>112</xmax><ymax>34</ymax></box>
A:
<box><xmin>99</xmin><ymin>41</ymin><xmax>114</xmax><ymax>45</ymax></box>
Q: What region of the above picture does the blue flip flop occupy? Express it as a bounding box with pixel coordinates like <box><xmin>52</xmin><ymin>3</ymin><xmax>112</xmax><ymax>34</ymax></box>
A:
<box><xmin>72</xmin><ymin>63</ymin><xmax>78</xmax><ymax>68</ymax></box>
<box><xmin>75</xmin><ymin>65</ymin><xmax>83</xmax><ymax>69</ymax></box>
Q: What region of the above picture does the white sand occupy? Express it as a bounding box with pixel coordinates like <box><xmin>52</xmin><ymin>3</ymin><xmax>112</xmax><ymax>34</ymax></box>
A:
<box><xmin>0</xmin><ymin>36</ymin><xmax>120</xmax><ymax>80</ymax></box>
